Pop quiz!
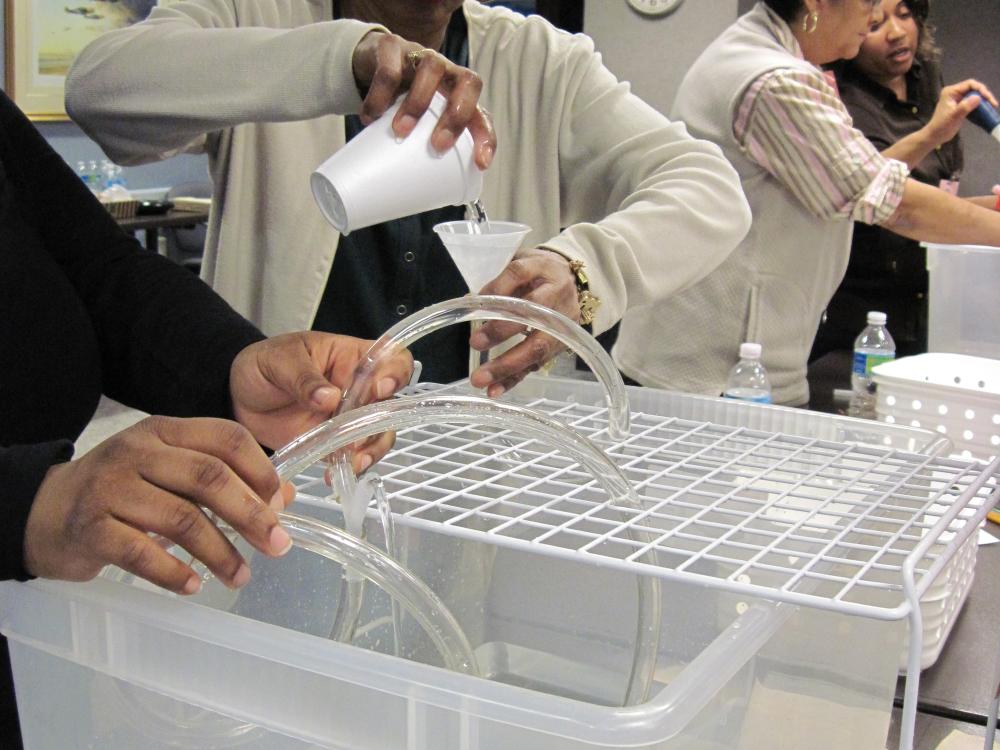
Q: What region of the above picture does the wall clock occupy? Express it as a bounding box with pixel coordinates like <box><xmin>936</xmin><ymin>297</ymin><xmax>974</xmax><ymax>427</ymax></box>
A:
<box><xmin>626</xmin><ymin>0</ymin><xmax>685</xmax><ymax>17</ymax></box>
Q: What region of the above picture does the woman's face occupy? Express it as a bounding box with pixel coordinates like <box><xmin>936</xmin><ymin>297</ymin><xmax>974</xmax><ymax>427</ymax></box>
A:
<box><xmin>821</xmin><ymin>0</ymin><xmax>882</xmax><ymax>63</ymax></box>
<box><xmin>853</xmin><ymin>0</ymin><xmax>920</xmax><ymax>82</ymax></box>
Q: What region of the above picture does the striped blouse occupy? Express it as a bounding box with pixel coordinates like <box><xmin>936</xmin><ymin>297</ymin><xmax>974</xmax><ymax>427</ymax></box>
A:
<box><xmin>733</xmin><ymin>6</ymin><xmax>909</xmax><ymax>226</ymax></box>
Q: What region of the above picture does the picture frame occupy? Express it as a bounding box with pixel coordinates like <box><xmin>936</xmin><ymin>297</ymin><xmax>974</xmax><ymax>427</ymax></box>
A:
<box><xmin>4</xmin><ymin>0</ymin><xmax>158</xmax><ymax>121</ymax></box>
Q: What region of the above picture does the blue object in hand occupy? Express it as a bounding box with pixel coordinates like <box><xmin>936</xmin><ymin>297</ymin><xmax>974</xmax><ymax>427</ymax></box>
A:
<box><xmin>963</xmin><ymin>92</ymin><xmax>1000</xmax><ymax>142</ymax></box>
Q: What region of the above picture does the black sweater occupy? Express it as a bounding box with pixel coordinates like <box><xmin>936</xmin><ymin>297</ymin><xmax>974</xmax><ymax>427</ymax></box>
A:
<box><xmin>0</xmin><ymin>90</ymin><xmax>264</xmax><ymax>743</ymax></box>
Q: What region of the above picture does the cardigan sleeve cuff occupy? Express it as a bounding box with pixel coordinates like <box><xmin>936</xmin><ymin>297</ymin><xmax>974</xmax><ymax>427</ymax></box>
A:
<box><xmin>0</xmin><ymin>441</ymin><xmax>74</xmax><ymax>582</ymax></box>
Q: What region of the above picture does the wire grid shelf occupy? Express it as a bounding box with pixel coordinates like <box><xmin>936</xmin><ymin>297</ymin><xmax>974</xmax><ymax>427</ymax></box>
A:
<box><xmin>292</xmin><ymin>382</ymin><xmax>1000</xmax><ymax>622</ymax></box>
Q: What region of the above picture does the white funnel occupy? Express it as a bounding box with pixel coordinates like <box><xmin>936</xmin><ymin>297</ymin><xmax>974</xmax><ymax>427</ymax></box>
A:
<box><xmin>433</xmin><ymin>220</ymin><xmax>530</xmax><ymax>292</ymax></box>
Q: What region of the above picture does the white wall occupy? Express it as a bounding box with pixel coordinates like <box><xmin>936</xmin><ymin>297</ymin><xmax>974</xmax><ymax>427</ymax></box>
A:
<box><xmin>583</xmin><ymin>1</ymin><xmax>740</xmax><ymax>116</ymax></box>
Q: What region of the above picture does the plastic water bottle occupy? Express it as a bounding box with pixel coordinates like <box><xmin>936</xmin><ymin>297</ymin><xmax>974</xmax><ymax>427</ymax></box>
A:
<box><xmin>849</xmin><ymin>311</ymin><xmax>895</xmax><ymax>418</ymax></box>
<box><xmin>963</xmin><ymin>92</ymin><xmax>1000</xmax><ymax>144</ymax></box>
<box><xmin>723</xmin><ymin>342</ymin><xmax>772</xmax><ymax>404</ymax></box>
<box><xmin>76</xmin><ymin>160</ymin><xmax>99</xmax><ymax>194</ymax></box>
<box><xmin>99</xmin><ymin>162</ymin><xmax>131</xmax><ymax>202</ymax></box>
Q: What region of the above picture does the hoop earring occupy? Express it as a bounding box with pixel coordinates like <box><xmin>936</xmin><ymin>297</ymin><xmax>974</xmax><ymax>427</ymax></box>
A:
<box><xmin>802</xmin><ymin>10</ymin><xmax>820</xmax><ymax>34</ymax></box>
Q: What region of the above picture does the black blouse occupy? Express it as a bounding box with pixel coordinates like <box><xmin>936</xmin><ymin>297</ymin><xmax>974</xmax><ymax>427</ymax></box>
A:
<box><xmin>313</xmin><ymin>7</ymin><xmax>471</xmax><ymax>385</ymax></box>
<box><xmin>0</xmin><ymin>89</ymin><xmax>263</xmax><ymax>744</ymax></box>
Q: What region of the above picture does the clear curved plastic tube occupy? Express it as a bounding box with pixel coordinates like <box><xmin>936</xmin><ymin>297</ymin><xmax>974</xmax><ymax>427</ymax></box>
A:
<box><xmin>275</xmin><ymin>395</ymin><xmax>634</xmax><ymax>499</ymax></box>
<box><xmin>278</xmin><ymin>511</ymin><xmax>479</xmax><ymax>676</ymax></box>
<box><xmin>272</xmin><ymin>393</ymin><xmax>660</xmax><ymax>706</ymax></box>
<box><xmin>104</xmin><ymin>507</ymin><xmax>478</xmax><ymax>744</ymax></box>
<box><xmin>338</xmin><ymin>295</ymin><xmax>629</xmax><ymax>437</ymax></box>
<box><xmin>329</xmin><ymin>295</ymin><xmax>631</xmax><ymax>539</ymax></box>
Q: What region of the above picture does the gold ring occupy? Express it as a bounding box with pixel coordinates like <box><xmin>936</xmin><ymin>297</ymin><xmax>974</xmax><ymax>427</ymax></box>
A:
<box><xmin>405</xmin><ymin>48</ymin><xmax>435</xmax><ymax>69</ymax></box>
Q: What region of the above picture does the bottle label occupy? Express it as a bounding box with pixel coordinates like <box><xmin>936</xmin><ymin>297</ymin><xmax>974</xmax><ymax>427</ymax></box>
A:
<box><xmin>853</xmin><ymin>351</ymin><xmax>895</xmax><ymax>377</ymax></box>
<box><xmin>724</xmin><ymin>391</ymin><xmax>772</xmax><ymax>404</ymax></box>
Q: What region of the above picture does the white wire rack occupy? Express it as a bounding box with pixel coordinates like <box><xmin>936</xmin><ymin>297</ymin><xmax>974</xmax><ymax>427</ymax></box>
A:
<box><xmin>291</xmin><ymin>380</ymin><xmax>1000</xmax><ymax>750</ymax></box>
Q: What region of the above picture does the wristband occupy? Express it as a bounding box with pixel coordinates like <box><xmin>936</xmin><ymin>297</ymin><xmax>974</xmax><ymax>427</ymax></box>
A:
<box><xmin>567</xmin><ymin>259</ymin><xmax>601</xmax><ymax>326</ymax></box>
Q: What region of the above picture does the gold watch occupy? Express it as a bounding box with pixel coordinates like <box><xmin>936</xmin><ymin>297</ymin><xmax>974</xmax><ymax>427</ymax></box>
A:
<box><xmin>568</xmin><ymin>259</ymin><xmax>601</xmax><ymax>326</ymax></box>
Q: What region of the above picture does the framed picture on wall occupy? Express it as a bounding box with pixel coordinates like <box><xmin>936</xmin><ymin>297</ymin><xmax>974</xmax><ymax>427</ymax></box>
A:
<box><xmin>4</xmin><ymin>0</ymin><xmax>158</xmax><ymax>120</ymax></box>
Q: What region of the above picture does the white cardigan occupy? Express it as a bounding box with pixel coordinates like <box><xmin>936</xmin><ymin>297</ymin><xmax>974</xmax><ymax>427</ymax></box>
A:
<box><xmin>67</xmin><ymin>0</ymin><xmax>750</xmax><ymax>340</ymax></box>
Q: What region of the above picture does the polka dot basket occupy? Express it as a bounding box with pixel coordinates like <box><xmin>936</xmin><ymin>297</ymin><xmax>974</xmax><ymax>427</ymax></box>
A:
<box><xmin>874</xmin><ymin>353</ymin><xmax>1000</xmax><ymax>461</ymax></box>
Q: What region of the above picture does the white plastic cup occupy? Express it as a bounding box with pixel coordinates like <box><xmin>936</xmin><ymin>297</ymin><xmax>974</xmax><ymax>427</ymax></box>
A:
<box><xmin>311</xmin><ymin>92</ymin><xmax>483</xmax><ymax>235</ymax></box>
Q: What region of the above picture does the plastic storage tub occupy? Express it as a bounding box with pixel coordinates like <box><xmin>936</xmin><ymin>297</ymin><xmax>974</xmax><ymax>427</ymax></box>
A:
<box><xmin>1</xmin><ymin>521</ymin><xmax>903</xmax><ymax>750</ymax></box>
<box><xmin>926</xmin><ymin>242</ymin><xmax>1000</xmax><ymax>359</ymax></box>
<box><xmin>2</xmin><ymin>378</ymin><xmax>990</xmax><ymax>750</ymax></box>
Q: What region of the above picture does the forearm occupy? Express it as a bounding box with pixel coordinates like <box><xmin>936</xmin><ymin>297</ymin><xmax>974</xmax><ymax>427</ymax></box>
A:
<box><xmin>548</xmin><ymin>134</ymin><xmax>751</xmax><ymax>332</ymax></box>
<box><xmin>548</xmin><ymin>67</ymin><xmax>750</xmax><ymax>330</ymax></box>
<box><xmin>967</xmin><ymin>195</ymin><xmax>1000</xmax><ymax>211</ymax></box>
<box><xmin>94</xmin><ymin>255</ymin><xmax>265</xmax><ymax>419</ymax></box>
<box><xmin>66</xmin><ymin>8</ymin><xmax>378</xmax><ymax>164</ymax></box>
<box><xmin>881</xmin><ymin>126</ymin><xmax>941</xmax><ymax>171</ymax></box>
<box><xmin>882</xmin><ymin>178</ymin><xmax>1000</xmax><ymax>245</ymax></box>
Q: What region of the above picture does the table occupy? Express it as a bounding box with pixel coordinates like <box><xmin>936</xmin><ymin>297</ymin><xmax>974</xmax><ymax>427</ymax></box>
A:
<box><xmin>892</xmin><ymin>528</ymin><xmax>1000</xmax><ymax>722</ymax></box>
<box><xmin>117</xmin><ymin>208</ymin><xmax>210</xmax><ymax>252</ymax></box>
<box><xmin>806</xmin><ymin>348</ymin><xmax>854</xmax><ymax>414</ymax></box>
<box><xmin>807</xmin><ymin>350</ymin><xmax>1000</xmax><ymax>748</ymax></box>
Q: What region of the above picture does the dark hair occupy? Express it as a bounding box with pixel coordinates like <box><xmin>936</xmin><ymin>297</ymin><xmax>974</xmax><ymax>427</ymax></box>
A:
<box><xmin>906</xmin><ymin>0</ymin><xmax>941</xmax><ymax>62</ymax></box>
<box><xmin>762</xmin><ymin>0</ymin><xmax>805</xmax><ymax>23</ymax></box>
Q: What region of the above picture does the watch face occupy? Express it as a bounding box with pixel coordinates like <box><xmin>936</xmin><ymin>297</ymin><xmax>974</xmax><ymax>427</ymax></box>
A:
<box><xmin>626</xmin><ymin>0</ymin><xmax>684</xmax><ymax>16</ymax></box>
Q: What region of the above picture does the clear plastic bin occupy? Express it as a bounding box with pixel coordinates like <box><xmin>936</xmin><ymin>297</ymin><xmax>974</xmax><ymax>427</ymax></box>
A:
<box><xmin>1</xmin><ymin>520</ymin><xmax>903</xmax><ymax>750</ymax></box>
<box><xmin>926</xmin><ymin>242</ymin><xmax>1000</xmax><ymax>359</ymax></box>
<box><xmin>0</xmin><ymin>380</ymin><xmax>968</xmax><ymax>749</ymax></box>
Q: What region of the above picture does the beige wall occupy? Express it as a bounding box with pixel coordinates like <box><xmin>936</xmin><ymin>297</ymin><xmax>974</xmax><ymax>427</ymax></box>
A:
<box><xmin>583</xmin><ymin>1</ymin><xmax>740</xmax><ymax>117</ymax></box>
<box><xmin>932</xmin><ymin>0</ymin><xmax>1000</xmax><ymax>197</ymax></box>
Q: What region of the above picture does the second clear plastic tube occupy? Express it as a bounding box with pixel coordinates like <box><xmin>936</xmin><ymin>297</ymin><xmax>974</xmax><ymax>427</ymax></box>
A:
<box><xmin>273</xmin><ymin>393</ymin><xmax>660</xmax><ymax>706</ymax></box>
<box><xmin>330</xmin><ymin>295</ymin><xmax>631</xmax><ymax>530</ymax></box>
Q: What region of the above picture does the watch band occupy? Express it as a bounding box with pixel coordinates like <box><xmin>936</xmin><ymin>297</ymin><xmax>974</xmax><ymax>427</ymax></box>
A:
<box><xmin>568</xmin><ymin>259</ymin><xmax>601</xmax><ymax>326</ymax></box>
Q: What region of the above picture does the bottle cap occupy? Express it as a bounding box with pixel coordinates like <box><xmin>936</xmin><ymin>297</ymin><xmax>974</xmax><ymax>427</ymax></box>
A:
<box><xmin>739</xmin><ymin>342</ymin><xmax>762</xmax><ymax>359</ymax></box>
<box><xmin>866</xmin><ymin>311</ymin><xmax>887</xmax><ymax>325</ymax></box>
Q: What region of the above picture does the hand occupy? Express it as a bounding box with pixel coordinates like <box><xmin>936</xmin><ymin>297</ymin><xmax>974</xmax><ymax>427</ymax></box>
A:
<box><xmin>927</xmin><ymin>79</ymin><xmax>999</xmax><ymax>146</ymax></box>
<box><xmin>230</xmin><ymin>332</ymin><xmax>414</xmax><ymax>473</ymax></box>
<box><xmin>24</xmin><ymin>417</ymin><xmax>297</xmax><ymax>594</ymax></box>
<box><xmin>468</xmin><ymin>248</ymin><xmax>580</xmax><ymax>397</ymax></box>
<box><xmin>351</xmin><ymin>30</ymin><xmax>495</xmax><ymax>169</ymax></box>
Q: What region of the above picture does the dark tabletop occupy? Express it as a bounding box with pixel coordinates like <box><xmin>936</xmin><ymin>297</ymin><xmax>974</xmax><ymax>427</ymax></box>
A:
<box><xmin>117</xmin><ymin>208</ymin><xmax>209</xmax><ymax>232</ymax></box>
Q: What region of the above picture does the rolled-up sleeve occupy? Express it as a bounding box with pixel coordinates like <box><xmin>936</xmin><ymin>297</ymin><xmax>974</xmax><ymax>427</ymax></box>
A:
<box><xmin>734</xmin><ymin>68</ymin><xmax>908</xmax><ymax>225</ymax></box>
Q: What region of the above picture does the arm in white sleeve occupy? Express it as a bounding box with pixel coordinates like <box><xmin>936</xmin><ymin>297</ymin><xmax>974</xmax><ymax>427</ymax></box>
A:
<box><xmin>539</xmin><ymin>41</ymin><xmax>752</xmax><ymax>333</ymax></box>
<box><xmin>65</xmin><ymin>1</ymin><xmax>383</xmax><ymax>165</ymax></box>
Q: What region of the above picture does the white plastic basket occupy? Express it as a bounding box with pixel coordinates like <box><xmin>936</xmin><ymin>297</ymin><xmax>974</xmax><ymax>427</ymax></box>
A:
<box><xmin>874</xmin><ymin>353</ymin><xmax>1000</xmax><ymax>460</ymax></box>
<box><xmin>904</xmin><ymin>530</ymin><xmax>976</xmax><ymax>671</ymax></box>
